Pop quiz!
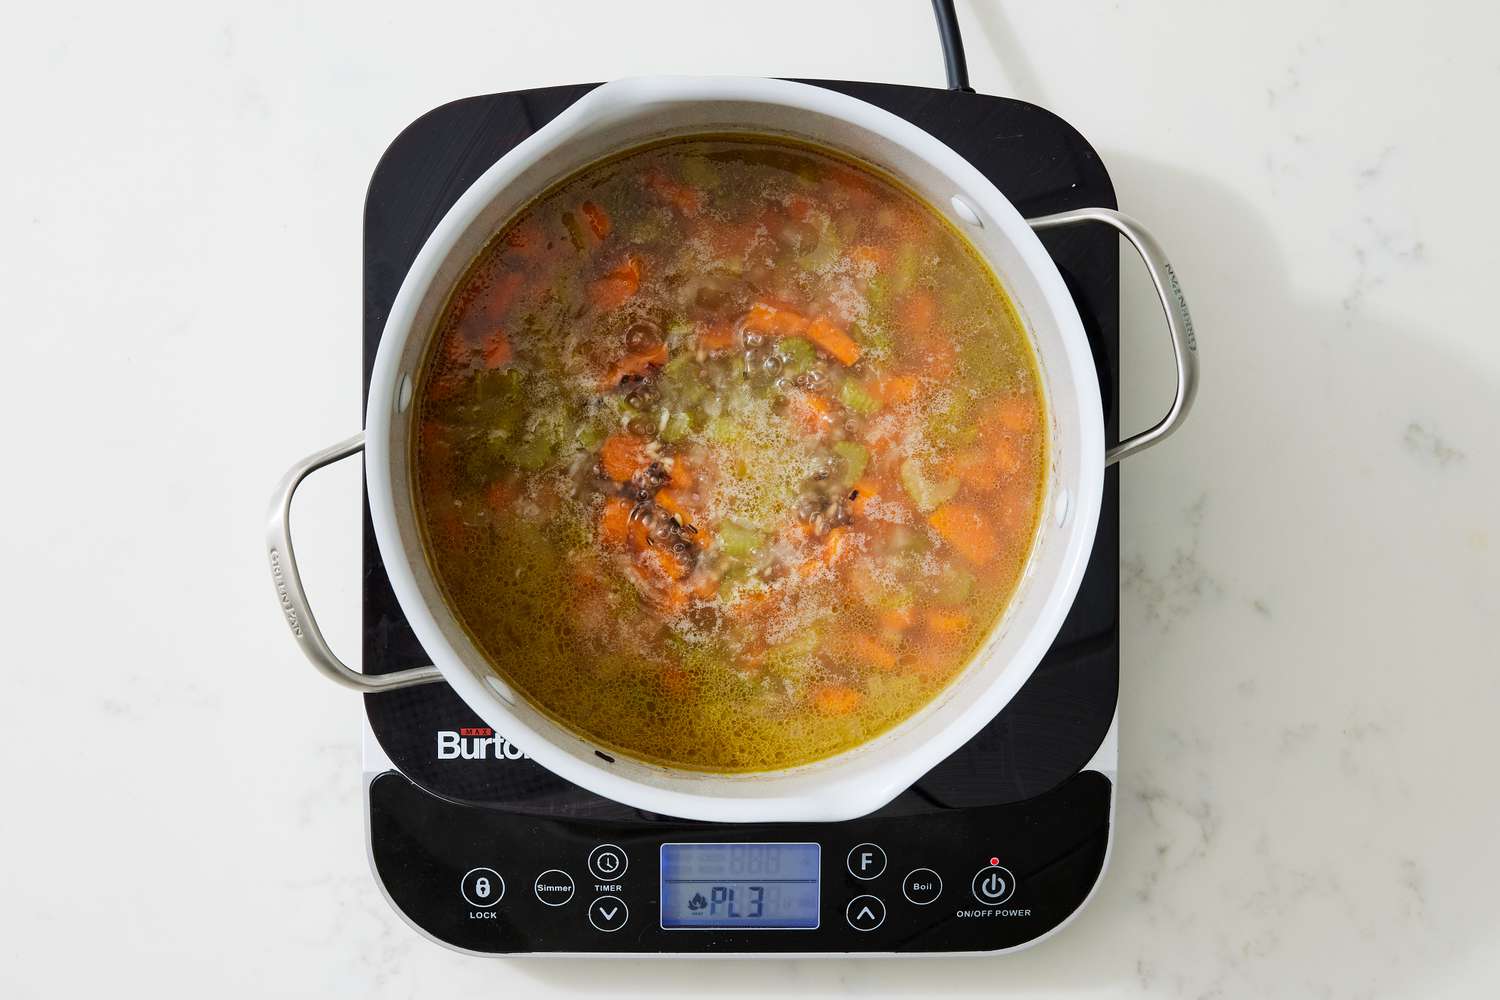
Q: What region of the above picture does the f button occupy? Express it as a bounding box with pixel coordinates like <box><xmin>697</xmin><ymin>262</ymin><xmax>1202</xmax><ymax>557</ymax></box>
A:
<box><xmin>846</xmin><ymin>843</ymin><xmax>887</xmax><ymax>880</ymax></box>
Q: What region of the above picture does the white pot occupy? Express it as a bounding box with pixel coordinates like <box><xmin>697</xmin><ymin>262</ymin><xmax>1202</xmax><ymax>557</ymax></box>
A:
<box><xmin>267</xmin><ymin>77</ymin><xmax>1197</xmax><ymax>823</ymax></box>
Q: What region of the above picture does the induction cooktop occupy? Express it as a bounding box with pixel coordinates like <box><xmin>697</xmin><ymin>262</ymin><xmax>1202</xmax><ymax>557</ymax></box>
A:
<box><xmin>353</xmin><ymin>74</ymin><xmax>1122</xmax><ymax>955</ymax></box>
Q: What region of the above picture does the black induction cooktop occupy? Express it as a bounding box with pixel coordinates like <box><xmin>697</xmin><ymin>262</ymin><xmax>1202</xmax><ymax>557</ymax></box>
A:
<box><xmin>358</xmin><ymin>80</ymin><xmax>1120</xmax><ymax>954</ymax></box>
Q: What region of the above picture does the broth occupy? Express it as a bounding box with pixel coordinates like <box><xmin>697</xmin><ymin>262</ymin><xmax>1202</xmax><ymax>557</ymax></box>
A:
<box><xmin>412</xmin><ymin>135</ymin><xmax>1046</xmax><ymax>771</ymax></box>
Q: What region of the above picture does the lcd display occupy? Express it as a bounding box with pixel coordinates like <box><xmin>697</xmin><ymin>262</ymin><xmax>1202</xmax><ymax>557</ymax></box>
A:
<box><xmin>660</xmin><ymin>843</ymin><xmax>820</xmax><ymax>930</ymax></box>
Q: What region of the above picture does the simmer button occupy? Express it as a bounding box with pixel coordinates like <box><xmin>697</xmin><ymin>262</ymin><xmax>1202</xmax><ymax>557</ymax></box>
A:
<box><xmin>533</xmin><ymin>869</ymin><xmax>575</xmax><ymax>906</ymax></box>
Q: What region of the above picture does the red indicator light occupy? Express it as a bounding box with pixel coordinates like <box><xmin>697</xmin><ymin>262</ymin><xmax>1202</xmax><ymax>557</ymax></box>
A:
<box><xmin>989</xmin><ymin>856</ymin><xmax>999</xmax><ymax>866</ymax></box>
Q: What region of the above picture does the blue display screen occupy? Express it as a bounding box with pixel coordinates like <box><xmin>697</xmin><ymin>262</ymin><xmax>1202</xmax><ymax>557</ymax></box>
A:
<box><xmin>660</xmin><ymin>843</ymin><xmax>820</xmax><ymax>929</ymax></box>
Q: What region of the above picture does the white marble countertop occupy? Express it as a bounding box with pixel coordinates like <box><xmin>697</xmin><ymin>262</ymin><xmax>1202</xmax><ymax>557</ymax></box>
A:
<box><xmin>2</xmin><ymin>0</ymin><xmax>1496</xmax><ymax>996</ymax></box>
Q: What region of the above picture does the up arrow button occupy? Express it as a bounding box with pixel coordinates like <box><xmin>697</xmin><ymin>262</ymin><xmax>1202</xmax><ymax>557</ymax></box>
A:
<box><xmin>845</xmin><ymin>894</ymin><xmax>886</xmax><ymax>932</ymax></box>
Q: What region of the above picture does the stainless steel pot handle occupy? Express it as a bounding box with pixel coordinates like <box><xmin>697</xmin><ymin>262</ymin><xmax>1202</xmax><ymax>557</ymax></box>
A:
<box><xmin>267</xmin><ymin>431</ymin><xmax>443</xmax><ymax>692</ymax></box>
<box><xmin>1027</xmin><ymin>207</ymin><xmax>1199</xmax><ymax>465</ymax></box>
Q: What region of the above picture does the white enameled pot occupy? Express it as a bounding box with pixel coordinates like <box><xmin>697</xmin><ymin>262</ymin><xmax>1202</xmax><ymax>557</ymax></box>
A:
<box><xmin>268</xmin><ymin>77</ymin><xmax>1197</xmax><ymax>823</ymax></box>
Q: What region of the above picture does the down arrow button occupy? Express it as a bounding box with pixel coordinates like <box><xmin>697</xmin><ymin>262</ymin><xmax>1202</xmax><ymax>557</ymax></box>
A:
<box><xmin>587</xmin><ymin>895</ymin><xmax>630</xmax><ymax>932</ymax></box>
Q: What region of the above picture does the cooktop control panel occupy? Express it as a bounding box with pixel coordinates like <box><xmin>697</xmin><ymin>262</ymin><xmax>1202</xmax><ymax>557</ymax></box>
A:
<box><xmin>367</xmin><ymin>769</ymin><xmax>1110</xmax><ymax>954</ymax></box>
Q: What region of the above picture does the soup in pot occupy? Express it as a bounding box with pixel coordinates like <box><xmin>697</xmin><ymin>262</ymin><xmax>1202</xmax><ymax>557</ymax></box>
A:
<box><xmin>412</xmin><ymin>135</ymin><xmax>1046</xmax><ymax>771</ymax></box>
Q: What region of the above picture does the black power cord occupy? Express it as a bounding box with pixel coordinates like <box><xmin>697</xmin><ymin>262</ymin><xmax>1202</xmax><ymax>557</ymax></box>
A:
<box><xmin>930</xmin><ymin>0</ymin><xmax>974</xmax><ymax>92</ymax></box>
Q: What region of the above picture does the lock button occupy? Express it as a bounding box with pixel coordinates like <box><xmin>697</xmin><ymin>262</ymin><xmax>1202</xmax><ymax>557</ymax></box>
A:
<box><xmin>461</xmin><ymin>867</ymin><xmax>505</xmax><ymax>908</ymax></box>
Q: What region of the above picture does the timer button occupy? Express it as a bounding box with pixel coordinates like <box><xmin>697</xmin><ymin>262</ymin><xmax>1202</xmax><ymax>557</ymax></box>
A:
<box><xmin>587</xmin><ymin>895</ymin><xmax>630</xmax><ymax>932</ymax></box>
<box><xmin>901</xmin><ymin>868</ymin><xmax>942</xmax><ymax>905</ymax></box>
<box><xmin>460</xmin><ymin>868</ymin><xmax>504</xmax><ymax>908</ymax></box>
<box><xmin>845</xmin><ymin>894</ymin><xmax>886</xmax><ymax>932</ymax></box>
<box><xmin>846</xmin><ymin>843</ymin><xmax>887</xmax><ymax>880</ymax></box>
<box><xmin>588</xmin><ymin>844</ymin><xmax>628</xmax><ymax>880</ymax></box>
<box><xmin>971</xmin><ymin>865</ymin><xmax>1016</xmax><ymax>905</ymax></box>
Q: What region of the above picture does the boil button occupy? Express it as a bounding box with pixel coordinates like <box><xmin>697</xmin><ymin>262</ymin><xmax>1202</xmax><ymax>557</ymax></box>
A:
<box><xmin>902</xmin><ymin>868</ymin><xmax>942</xmax><ymax>905</ymax></box>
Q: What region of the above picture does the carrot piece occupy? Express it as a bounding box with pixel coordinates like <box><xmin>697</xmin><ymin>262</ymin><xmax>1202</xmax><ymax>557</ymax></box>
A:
<box><xmin>849</xmin><ymin>634</ymin><xmax>898</xmax><ymax>672</ymax></box>
<box><xmin>646</xmin><ymin>170</ymin><xmax>703</xmax><ymax>217</ymax></box>
<box><xmin>654</xmin><ymin>489</ymin><xmax>688</xmax><ymax>521</ymax></box>
<box><xmin>928</xmin><ymin>503</ymin><xmax>998</xmax><ymax>565</ymax></box>
<box><xmin>849</xmin><ymin>245</ymin><xmax>891</xmax><ymax>271</ymax></box>
<box><xmin>805</xmin><ymin>316</ymin><xmax>862</xmax><ymax>366</ymax></box>
<box><xmin>627</xmin><ymin>514</ymin><xmax>652</xmax><ymax>551</ymax></box>
<box><xmin>798</xmin><ymin>526</ymin><xmax>849</xmax><ymax>578</ymax></box>
<box><xmin>784</xmin><ymin>193</ymin><xmax>817</xmax><ymax>222</ymax></box>
<box><xmin>812</xmin><ymin>685</ymin><xmax>862</xmax><ymax>716</ymax></box>
<box><xmin>687</xmin><ymin>571</ymin><xmax>720</xmax><ymax>601</ymax></box>
<box><xmin>992</xmin><ymin>395</ymin><xmax>1039</xmax><ymax>433</ymax></box>
<box><xmin>992</xmin><ymin>436</ymin><xmax>1023</xmax><ymax>476</ymax></box>
<box><xmin>484</xmin><ymin>480</ymin><xmax>519</xmax><ymax>515</ymax></box>
<box><xmin>502</xmin><ymin>218</ymin><xmax>545</xmax><ymax>258</ymax></box>
<box><xmin>942</xmin><ymin>449</ymin><xmax>995</xmax><ymax>492</ymax></box>
<box><xmin>599</xmin><ymin>434</ymin><xmax>650</xmax><ymax>482</ymax></box>
<box><xmin>600</xmin><ymin>341</ymin><xmax>669</xmax><ymax>387</ymax></box>
<box><xmin>589</xmin><ymin>257</ymin><xmax>641</xmax><ymax>311</ymax></box>
<box><xmin>650</xmin><ymin>545</ymin><xmax>690</xmax><ymax>582</ymax></box>
<box><xmin>872</xmin><ymin>374</ymin><xmax>920</xmax><ymax>405</ymax></box>
<box><xmin>850</xmin><ymin>477</ymin><xmax>879</xmax><ymax>517</ymax></box>
<box><xmin>598</xmin><ymin>496</ymin><xmax>632</xmax><ymax>547</ymax></box>
<box><xmin>473</xmin><ymin>271</ymin><xmax>525</xmax><ymax>327</ymax></box>
<box><xmin>822</xmin><ymin>526</ymin><xmax>849</xmax><ymax>566</ymax></box>
<box><xmin>900</xmin><ymin>290</ymin><xmax>937</xmax><ymax>338</ymax></box>
<box><xmin>789</xmin><ymin>391</ymin><xmax>835</xmax><ymax>436</ymax></box>
<box><xmin>878</xmin><ymin>606</ymin><xmax>915</xmax><ymax>633</ymax></box>
<box><xmin>925</xmin><ymin>608</ymin><xmax>971</xmax><ymax>636</ymax></box>
<box><xmin>580</xmin><ymin>201</ymin><xmax>611</xmax><ymax>240</ymax></box>
<box><xmin>696</xmin><ymin>321</ymin><xmax>736</xmax><ymax>352</ymax></box>
<box><xmin>667</xmin><ymin>460</ymin><xmax>693</xmax><ymax>490</ymax></box>
<box><xmin>481</xmin><ymin>330</ymin><xmax>512</xmax><ymax>369</ymax></box>
<box><xmin>743</xmin><ymin>302</ymin><xmax>810</xmax><ymax>338</ymax></box>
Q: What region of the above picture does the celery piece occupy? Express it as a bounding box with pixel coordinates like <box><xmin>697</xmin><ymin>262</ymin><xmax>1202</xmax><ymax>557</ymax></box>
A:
<box><xmin>899</xmin><ymin>457</ymin><xmax>960</xmax><ymax>513</ymax></box>
<box><xmin>707</xmin><ymin>416</ymin><xmax>741</xmax><ymax>445</ymax></box>
<box><xmin>838</xmin><ymin>378</ymin><xmax>881</xmax><ymax>416</ymax></box>
<box><xmin>797</xmin><ymin>227</ymin><xmax>841</xmax><ymax>272</ymax></box>
<box><xmin>575</xmin><ymin>421</ymin><xmax>606</xmax><ymax>450</ymax></box>
<box><xmin>932</xmin><ymin>565</ymin><xmax>974</xmax><ymax>606</ymax></box>
<box><xmin>508</xmin><ymin>432</ymin><xmax>554</xmax><ymax>472</ymax></box>
<box><xmin>718</xmin><ymin>521</ymin><xmax>763</xmax><ymax>560</ymax></box>
<box><xmin>680</xmin><ymin>157</ymin><xmax>720</xmax><ymax>190</ymax></box>
<box><xmin>561</xmin><ymin>210</ymin><xmax>588</xmax><ymax>251</ymax></box>
<box><xmin>833</xmin><ymin>440</ymin><xmax>869</xmax><ymax>486</ymax></box>
<box><xmin>660</xmin><ymin>411</ymin><xmax>692</xmax><ymax>443</ymax></box>
<box><xmin>892</xmin><ymin>242</ymin><xmax>920</xmax><ymax>294</ymax></box>
<box><xmin>775</xmin><ymin>337</ymin><xmax>815</xmax><ymax>376</ymax></box>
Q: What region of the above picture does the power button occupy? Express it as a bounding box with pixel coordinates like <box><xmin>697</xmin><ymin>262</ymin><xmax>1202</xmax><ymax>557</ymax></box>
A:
<box><xmin>971</xmin><ymin>865</ymin><xmax>1016</xmax><ymax>905</ymax></box>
